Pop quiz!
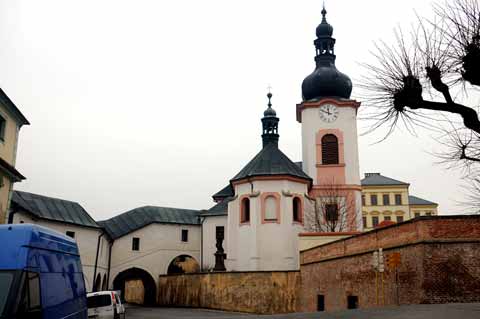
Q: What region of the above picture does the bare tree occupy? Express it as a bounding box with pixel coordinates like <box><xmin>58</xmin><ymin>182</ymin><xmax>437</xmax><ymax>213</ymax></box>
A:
<box><xmin>359</xmin><ymin>0</ymin><xmax>480</xmax><ymax>212</ymax></box>
<box><xmin>304</xmin><ymin>180</ymin><xmax>358</xmax><ymax>232</ymax></box>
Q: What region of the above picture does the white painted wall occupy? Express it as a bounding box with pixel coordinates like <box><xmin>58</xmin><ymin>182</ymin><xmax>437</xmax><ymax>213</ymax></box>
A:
<box><xmin>201</xmin><ymin>215</ymin><xmax>228</xmax><ymax>270</ymax></box>
<box><xmin>301</xmin><ymin>105</ymin><xmax>361</xmax><ymax>186</ymax></box>
<box><xmin>109</xmin><ymin>223</ymin><xmax>201</xmax><ymax>288</ymax></box>
<box><xmin>12</xmin><ymin>211</ymin><xmax>110</xmax><ymax>292</ymax></box>
<box><xmin>226</xmin><ymin>179</ymin><xmax>308</xmax><ymax>271</ymax></box>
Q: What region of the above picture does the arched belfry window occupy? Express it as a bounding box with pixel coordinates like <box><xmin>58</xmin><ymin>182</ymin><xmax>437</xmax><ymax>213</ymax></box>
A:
<box><xmin>241</xmin><ymin>197</ymin><xmax>250</xmax><ymax>223</ymax></box>
<box><xmin>322</xmin><ymin>134</ymin><xmax>339</xmax><ymax>165</ymax></box>
<box><xmin>293</xmin><ymin>197</ymin><xmax>302</xmax><ymax>223</ymax></box>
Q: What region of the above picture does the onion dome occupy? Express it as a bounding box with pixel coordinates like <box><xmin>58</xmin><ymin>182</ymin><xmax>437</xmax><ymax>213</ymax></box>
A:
<box><xmin>301</xmin><ymin>7</ymin><xmax>352</xmax><ymax>101</ymax></box>
<box><xmin>263</xmin><ymin>92</ymin><xmax>277</xmax><ymax>117</ymax></box>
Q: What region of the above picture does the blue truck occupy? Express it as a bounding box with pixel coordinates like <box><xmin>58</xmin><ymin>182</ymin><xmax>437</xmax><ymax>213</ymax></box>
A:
<box><xmin>0</xmin><ymin>224</ymin><xmax>88</xmax><ymax>319</ymax></box>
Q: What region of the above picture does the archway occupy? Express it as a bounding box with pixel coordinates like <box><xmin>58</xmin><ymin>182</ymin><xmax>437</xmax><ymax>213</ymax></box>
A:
<box><xmin>113</xmin><ymin>268</ymin><xmax>156</xmax><ymax>306</ymax></box>
<box><xmin>167</xmin><ymin>255</ymin><xmax>200</xmax><ymax>274</ymax></box>
<box><xmin>94</xmin><ymin>273</ymin><xmax>101</xmax><ymax>292</ymax></box>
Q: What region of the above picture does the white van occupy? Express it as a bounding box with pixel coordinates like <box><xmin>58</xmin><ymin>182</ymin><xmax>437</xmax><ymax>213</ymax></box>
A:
<box><xmin>87</xmin><ymin>291</ymin><xmax>126</xmax><ymax>319</ymax></box>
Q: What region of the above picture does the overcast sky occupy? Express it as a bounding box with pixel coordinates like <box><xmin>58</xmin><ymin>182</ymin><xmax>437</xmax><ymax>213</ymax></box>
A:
<box><xmin>0</xmin><ymin>0</ymin><xmax>475</xmax><ymax>220</ymax></box>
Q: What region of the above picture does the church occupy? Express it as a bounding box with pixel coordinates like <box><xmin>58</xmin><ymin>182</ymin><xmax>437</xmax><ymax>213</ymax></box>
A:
<box><xmin>203</xmin><ymin>6</ymin><xmax>362</xmax><ymax>271</ymax></box>
<box><xmin>7</xmin><ymin>7</ymin><xmax>436</xmax><ymax>306</ymax></box>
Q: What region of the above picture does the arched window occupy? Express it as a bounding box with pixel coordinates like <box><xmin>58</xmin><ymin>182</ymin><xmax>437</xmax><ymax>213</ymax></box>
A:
<box><xmin>293</xmin><ymin>197</ymin><xmax>302</xmax><ymax>222</ymax></box>
<box><xmin>264</xmin><ymin>196</ymin><xmax>277</xmax><ymax>221</ymax></box>
<box><xmin>241</xmin><ymin>198</ymin><xmax>250</xmax><ymax>223</ymax></box>
<box><xmin>322</xmin><ymin>134</ymin><xmax>339</xmax><ymax>164</ymax></box>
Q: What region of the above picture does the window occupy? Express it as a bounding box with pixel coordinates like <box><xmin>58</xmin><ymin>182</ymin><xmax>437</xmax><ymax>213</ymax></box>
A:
<box><xmin>414</xmin><ymin>212</ymin><xmax>420</xmax><ymax>218</ymax></box>
<box><xmin>241</xmin><ymin>198</ymin><xmax>250</xmax><ymax>223</ymax></box>
<box><xmin>132</xmin><ymin>237</ymin><xmax>140</xmax><ymax>251</ymax></box>
<box><xmin>395</xmin><ymin>194</ymin><xmax>402</xmax><ymax>205</ymax></box>
<box><xmin>181</xmin><ymin>229</ymin><xmax>188</xmax><ymax>242</ymax></box>
<box><xmin>361</xmin><ymin>195</ymin><xmax>365</xmax><ymax>206</ymax></box>
<box><xmin>317</xmin><ymin>295</ymin><xmax>325</xmax><ymax>311</ymax></box>
<box><xmin>372</xmin><ymin>216</ymin><xmax>379</xmax><ymax>227</ymax></box>
<box><xmin>382</xmin><ymin>194</ymin><xmax>390</xmax><ymax>205</ymax></box>
<box><xmin>325</xmin><ymin>204</ymin><xmax>338</xmax><ymax>222</ymax></box>
<box><xmin>264</xmin><ymin>196</ymin><xmax>277</xmax><ymax>221</ymax></box>
<box><xmin>321</xmin><ymin>134</ymin><xmax>339</xmax><ymax>165</ymax></box>
<box><xmin>66</xmin><ymin>231</ymin><xmax>75</xmax><ymax>238</ymax></box>
<box><xmin>396</xmin><ymin>215</ymin><xmax>404</xmax><ymax>223</ymax></box>
<box><xmin>362</xmin><ymin>216</ymin><xmax>367</xmax><ymax>228</ymax></box>
<box><xmin>0</xmin><ymin>115</ymin><xmax>6</xmax><ymax>141</ymax></box>
<box><xmin>426</xmin><ymin>211</ymin><xmax>433</xmax><ymax>216</ymax></box>
<box><xmin>384</xmin><ymin>216</ymin><xmax>391</xmax><ymax>221</ymax></box>
<box><xmin>16</xmin><ymin>272</ymin><xmax>42</xmax><ymax>319</ymax></box>
<box><xmin>347</xmin><ymin>296</ymin><xmax>359</xmax><ymax>309</ymax></box>
<box><xmin>371</xmin><ymin>194</ymin><xmax>378</xmax><ymax>206</ymax></box>
<box><xmin>293</xmin><ymin>197</ymin><xmax>302</xmax><ymax>222</ymax></box>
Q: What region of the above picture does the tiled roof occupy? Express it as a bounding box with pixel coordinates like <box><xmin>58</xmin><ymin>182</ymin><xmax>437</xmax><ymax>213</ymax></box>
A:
<box><xmin>200</xmin><ymin>198</ymin><xmax>230</xmax><ymax>217</ymax></box>
<box><xmin>11</xmin><ymin>191</ymin><xmax>99</xmax><ymax>228</ymax></box>
<box><xmin>99</xmin><ymin>206</ymin><xmax>201</xmax><ymax>239</ymax></box>
<box><xmin>231</xmin><ymin>143</ymin><xmax>312</xmax><ymax>184</ymax></box>
<box><xmin>409</xmin><ymin>195</ymin><xmax>437</xmax><ymax>206</ymax></box>
<box><xmin>212</xmin><ymin>184</ymin><xmax>234</xmax><ymax>200</ymax></box>
<box><xmin>361</xmin><ymin>173</ymin><xmax>409</xmax><ymax>186</ymax></box>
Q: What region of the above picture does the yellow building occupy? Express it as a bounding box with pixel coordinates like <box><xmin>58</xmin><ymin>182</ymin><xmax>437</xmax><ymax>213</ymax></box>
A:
<box><xmin>361</xmin><ymin>173</ymin><xmax>438</xmax><ymax>230</ymax></box>
<box><xmin>0</xmin><ymin>88</ymin><xmax>29</xmax><ymax>223</ymax></box>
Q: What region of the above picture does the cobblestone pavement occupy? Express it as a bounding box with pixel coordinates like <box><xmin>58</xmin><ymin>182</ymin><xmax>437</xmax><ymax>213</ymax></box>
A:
<box><xmin>126</xmin><ymin>303</ymin><xmax>480</xmax><ymax>319</ymax></box>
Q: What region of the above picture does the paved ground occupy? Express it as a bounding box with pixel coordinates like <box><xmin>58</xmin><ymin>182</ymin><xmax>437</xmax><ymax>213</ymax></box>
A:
<box><xmin>126</xmin><ymin>303</ymin><xmax>480</xmax><ymax>319</ymax></box>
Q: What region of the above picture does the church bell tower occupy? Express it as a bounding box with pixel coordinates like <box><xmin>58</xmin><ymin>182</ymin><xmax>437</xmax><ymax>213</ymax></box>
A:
<box><xmin>296</xmin><ymin>7</ymin><xmax>362</xmax><ymax>231</ymax></box>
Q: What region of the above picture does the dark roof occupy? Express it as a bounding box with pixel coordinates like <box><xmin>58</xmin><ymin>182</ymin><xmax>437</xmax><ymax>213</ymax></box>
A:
<box><xmin>11</xmin><ymin>191</ymin><xmax>99</xmax><ymax>228</ymax></box>
<box><xmin>409</xmin><ymin>195</ymin><xmax>437</xmax><ymax>206</ymax></box>
<box><xmin>361</xmin><ymin>173</ymin><xmax>409</xmax><ymax>186</ymax></box>
<box><xmin>0</xmin><ymin>88</ymin><xmax>30</xmax><ymax>126</ymax></box>
<box><xmin>212</xmin><ymin>184</ymin><xmax>234</xmax><ymax>200</ymax></box>
<box><xmin>0</xmin><ymin>156</ymin><xmax>25</xmax><ymax>182</ymax></box>
<box><xmin>99</xmin><ymin>206</ymin><xmax>201</xmax><ymax>239</ymax></box>
<box><xmin>200</xmin><ymin>198</ymin><xmax>230</xmax><ymax>217</ymax></box>
<box><xmin>231</xmin><ymin>143</ymin><xmax>312</xmax><ymax>184</ymax></box>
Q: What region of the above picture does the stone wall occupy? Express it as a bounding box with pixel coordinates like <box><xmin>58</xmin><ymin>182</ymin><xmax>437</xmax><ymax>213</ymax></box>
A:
<box><xmin>158</xmin><ymin>271</ymin><xmax>300</xmax><ymax>314</ymax></box>
<box><xmin>299</xmin><ymin>216</ymin><xmax>480</xmax><ymax>312</ymax></box>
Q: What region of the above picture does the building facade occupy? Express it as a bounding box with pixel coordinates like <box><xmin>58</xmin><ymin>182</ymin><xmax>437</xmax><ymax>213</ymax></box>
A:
<box><xmin>0</xmin><ymin>89</ymin><xmax>29</xmax><ymax>224</ymax></box>
<box><xmin>361</xmin><ymin>173</ymin><xmax>438</xmax><ymax>230</ymax></box>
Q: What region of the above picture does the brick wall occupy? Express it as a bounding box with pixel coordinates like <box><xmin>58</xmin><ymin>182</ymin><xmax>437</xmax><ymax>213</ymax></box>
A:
<box><xmin>158</xmin><ymin>271</ymin><xmax>300</xmax><ymax>314</ymax></box>
<box><xmin>299</xmin><ymin>216</ymin><xmax>480</xmax><ymax>312</ymax></box>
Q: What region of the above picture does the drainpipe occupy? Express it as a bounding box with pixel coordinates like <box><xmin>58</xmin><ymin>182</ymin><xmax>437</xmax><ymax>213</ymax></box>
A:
<box><xmin>92</xmin><ymin>232</ymin><xmax>104</xmax><ymax>291</ymax></box>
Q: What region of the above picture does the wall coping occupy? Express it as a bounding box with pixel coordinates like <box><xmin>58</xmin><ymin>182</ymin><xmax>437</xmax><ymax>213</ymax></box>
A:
<box><xmin>300</xmin><ymin>215</ymin><xmax>480</xmax><ymax>255</ymax></box>
<box><xmin>299</xmin><ymin>231</ymin><xmax>361</xmax><ymax>237</ymax></box>
<box><xmin>159</xmin><ymin>270</ymin><xmax>300</xmax><ymax>278</ymax></box>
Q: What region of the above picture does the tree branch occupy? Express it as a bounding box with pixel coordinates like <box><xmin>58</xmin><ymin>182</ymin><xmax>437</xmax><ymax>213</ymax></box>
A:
<box><xmin>409</xmin><ymin>100</ymin><xmax>480</xmax><ymax>134</ymax></box>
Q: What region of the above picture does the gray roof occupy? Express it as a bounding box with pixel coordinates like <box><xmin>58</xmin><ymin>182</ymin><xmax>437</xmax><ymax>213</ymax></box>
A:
<box><xmin>409</xmin><ymin>195</ymin><xmax>437</xmax><ymax>206</ymax></box>
<box><xmin>11</xmin><ymin>191</ymin><xmax>99</xmax><ymax>228</ymax></box>
<box><xmin>200</xmin><ymin>199</ymin><xmax>230</xmax><ymax>217</ymax></box>
<box><xmin>361</xmin><ymin>173</ymin><xmax>409</xmax><ymax>186</ymax></box>
<box><xmin>212</xmin><ymin>184</ymin><xmax>234</xmax><ymax>200</ymax></box>
<box><xmin>0</xmin><ymin>88</ymin><xmax>29</xmax><ymax>126</ymax></box>
<box><xmin>231</xmin><ymin>143</ymin><xmax>312</xmax><ymax>184</ymax></box>
<box><xmin>99</xmin><ymin>206</ymin><xmax>201</xmax><ymax>239</ymax></box>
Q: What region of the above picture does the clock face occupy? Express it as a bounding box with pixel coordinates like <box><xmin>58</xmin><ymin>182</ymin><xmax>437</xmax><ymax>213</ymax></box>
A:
<box><xmin>319</xmin><ymin>104</ymin><xmax>339</xmax><ymax>123</ymax></box>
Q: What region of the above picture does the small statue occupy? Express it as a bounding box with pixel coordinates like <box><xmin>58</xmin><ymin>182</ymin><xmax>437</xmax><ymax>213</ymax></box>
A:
<box><xmin>213</xmin><ymin>227</ymin><xmax>226</xmax><ymax>271</ymax></box>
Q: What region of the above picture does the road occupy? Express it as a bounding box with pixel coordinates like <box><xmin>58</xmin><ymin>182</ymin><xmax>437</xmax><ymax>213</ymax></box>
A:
<box><xmin>126</xmin><ymin>303</ymin><xmax>480</xmax><ymax>319</ymax></box>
